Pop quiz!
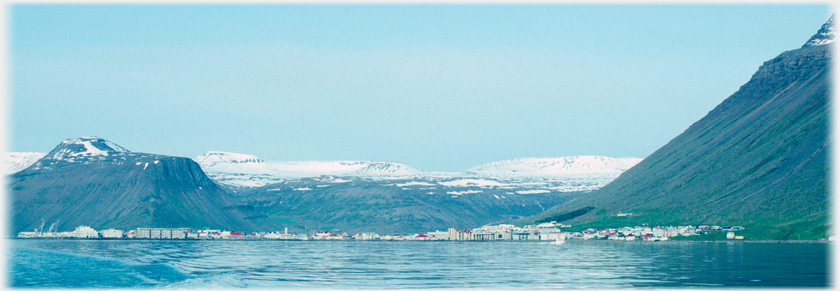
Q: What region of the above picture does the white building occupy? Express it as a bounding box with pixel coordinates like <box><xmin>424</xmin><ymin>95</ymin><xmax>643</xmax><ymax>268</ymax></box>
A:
<box><xmin>426</xmin><ymin>230</ymin><xmax>450</xmax><ymax>240</ymax></box>
<box><xmin>17</xmin><ymin>231</ymin><xmax>40</xmax><ymax>238</ymax></box>
<box><xmin>136</xmin><ymin>228</ymin><xmax>189</xmax><ymax>239</ymax></box>
<box><xmin>100</xmin><ymin>229</ymin><xmax>124</xmax><ymax>238</ymax></box>
<box><xmin>74</xmin><ymin>226</ymin><xmax>99</xmax><ymax>238</ymax></box>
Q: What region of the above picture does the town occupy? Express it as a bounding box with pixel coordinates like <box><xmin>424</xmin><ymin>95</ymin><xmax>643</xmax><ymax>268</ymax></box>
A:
<box><xmin>15</xmin><ymin>222</ymin><xmax>747</xmax><ymax>241</ymax></box>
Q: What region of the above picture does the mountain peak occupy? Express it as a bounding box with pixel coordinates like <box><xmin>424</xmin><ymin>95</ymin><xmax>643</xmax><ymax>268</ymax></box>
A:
<box><xmin>44</xmin><ymin>137</ymin><xmax>130</xmax><ymax>160</ymax></box>
<box><xmin>195</xmin><ymin>151</ymin><xmax>264</xmax><ymax>164</ymax></box>
<box><xmin>802</xmin><ymin>14</ymin><xmax>835</xmax><ymax>48</ymax></box>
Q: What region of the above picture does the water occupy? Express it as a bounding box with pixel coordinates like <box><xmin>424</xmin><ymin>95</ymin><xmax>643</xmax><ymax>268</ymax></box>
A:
<box><xmin>8</xmin><ymin>239</ymin><xmax>830</xmax><ymax>288</ymax></box>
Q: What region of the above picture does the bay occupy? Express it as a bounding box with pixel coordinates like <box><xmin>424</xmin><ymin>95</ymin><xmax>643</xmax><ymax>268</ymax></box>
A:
<box><xmin>8</xmin><ymin>239</ymin><xmax>829</xmax><ymax>288</ymax></box>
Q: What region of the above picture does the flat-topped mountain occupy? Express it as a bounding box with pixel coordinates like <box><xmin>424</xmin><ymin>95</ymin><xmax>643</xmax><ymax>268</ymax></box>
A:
<box><xmin>195</xmin><ymin>151</ymin><xmax>424</xmax><ymax>187</ymax></box>
<box><xmin>466</xmin><ymin>156</ymin><xmax>642</xmax><ymax>177</ymax></box>
<box><xmin>9</xmin><ymin>137</ymin><xmax>280</xmax><ymax>235</ymax></box>
<box><xmin>194</xmin><ymin>151</ymin><xmax>641</xmax><ymax>192</ymax></box>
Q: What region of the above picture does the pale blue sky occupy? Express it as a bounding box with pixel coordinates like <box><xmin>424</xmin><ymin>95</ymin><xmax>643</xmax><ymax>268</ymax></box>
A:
<box><xmin>8</xmin><ymin>4</ymin><xmax>833</xmax><ymax>171</ymax></box>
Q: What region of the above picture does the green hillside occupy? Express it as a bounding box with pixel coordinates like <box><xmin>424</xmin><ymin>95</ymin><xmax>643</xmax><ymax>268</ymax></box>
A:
<box><xmin>519</xmin><ymin>18</ymin><xmax>833</xmax><ymax>241</ymax></box>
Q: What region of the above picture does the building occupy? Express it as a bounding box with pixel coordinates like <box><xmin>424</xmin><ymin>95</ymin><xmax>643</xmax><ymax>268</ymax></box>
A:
<box><xmin>136</xmin><ymin>228</ymin><xmax>189</xmax><ymax>239</ymax></box>
<box><xmin>426</xmin><ymin>230</ymin><xmax>450</xmax><ymax>240</ymax></box>
<box><xmin>17</xmin><ymin>231</ymin><xmax>40</xmax><ymax>238</ymax></box>
<box><xmin>100</xmin><ymin>229</ymin><xmax>124</xmax><ymax>238</ymax></box>
<box><xmin>74</xmin><ymin>226</ymin><xmax>99</xmax><ymax>238</ymax></box>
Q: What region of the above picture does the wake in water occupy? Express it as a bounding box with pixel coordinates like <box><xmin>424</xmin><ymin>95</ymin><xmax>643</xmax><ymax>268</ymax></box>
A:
<box><xmin>9</xmin><ymin>247</ymin><xmax>245</xmax><ymax>288</ymax></box>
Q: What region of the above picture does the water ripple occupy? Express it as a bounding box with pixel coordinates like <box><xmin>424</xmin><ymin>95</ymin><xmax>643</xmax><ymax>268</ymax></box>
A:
<box><xmin>9</xmin><ymin>239</ymin><xmax>829</xmax><ymax>288</ymax></box>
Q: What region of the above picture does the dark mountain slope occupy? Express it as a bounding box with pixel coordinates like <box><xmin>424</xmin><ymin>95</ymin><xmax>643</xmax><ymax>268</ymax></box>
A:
<box><xmin>9</xmin><ymin>137</ymin><xmax>279</xmax><ymax>234</ymax></box>
<box><xmin>522</xmin><ymin>18</ymin><xmax>832</xmax><ymax>240</ymax></box>
<box><xmin>234</xmin><ymin>177</ymin><xmax>583</xmax><ymax>234</ymax></box>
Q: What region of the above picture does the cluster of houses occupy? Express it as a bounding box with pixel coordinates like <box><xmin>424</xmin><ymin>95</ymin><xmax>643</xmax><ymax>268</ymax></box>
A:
<box><xmin>15</xmin><ymin>222</ymin><xmax>746</xmax><ymax>241</ymax></box>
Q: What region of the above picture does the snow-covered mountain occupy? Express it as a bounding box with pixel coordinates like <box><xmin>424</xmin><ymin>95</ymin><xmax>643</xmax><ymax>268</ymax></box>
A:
<box><xmin>194</xmin><ymin>151</ymin><xmax>643</xmax><ymax>192</ymax></box>
<box><xmin>803</xmin><ymin>14</ymin><xmax>835</xmax><ymax>47</ymax></box>
<box><xmin>45</xmin><ymin>136</ymin><xmax>129</xmax><ymax>160</ymax></box>
<box><xmin>466</xmin><ymin>156</ymin><xmax>643</xmax><ymax>177</ymax></box>
<box><xmin>9</xmin><ymin>137</ymin><xmax>280</xmax><ymax>234</ymax></box>
<box><xmin>3</xmin><ymin>136</ymin><xmax>137</xmax><ymax>175</ymax></box>
<box><xmin>195</xmin><ymin>151</ymin><xmax>424</xmax><ymax>187</ymax></box>
<box><xmin>2</xmin><ymin>152</ymin><xmax>46</xmax><ymax>175</ymax></box>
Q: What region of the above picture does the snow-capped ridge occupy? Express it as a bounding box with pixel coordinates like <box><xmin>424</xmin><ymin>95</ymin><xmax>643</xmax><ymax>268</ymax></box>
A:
<box><xmin>803</xmin><ymin>14</ymin><xmax>835</xmax><ymax>48</ymax></box>
<box><xmin>46</xmin><ymin>137</ymin><xmax>129</xmax><ymax>161</ymax></box>
<box><xmin>194</xmin><ymin>151</ymin><xmax>642</xmax><ymax>190</ymax></box>
<box><xmin>466</xmin><ymin>156</ymin><xmax>643</xmax><ymax>177</ymax></box>
<box><xmin>2</xmin><ymin>152</ymin><xmax>46</xmax><ymax>174</ymax></box>
<box><xmin>195</xmin><ymin>151</ymin><xmax>264</xmax><ymax>165</ymax></box>
<box><xmin>194</xmin><ymin>151</ymin><xmax>424</xmax><ymax>187</ymax></box>
<box><xmin>348</xmin><ymin>161</ymin><xmax>422</xmax><ymax>176</ymax></box>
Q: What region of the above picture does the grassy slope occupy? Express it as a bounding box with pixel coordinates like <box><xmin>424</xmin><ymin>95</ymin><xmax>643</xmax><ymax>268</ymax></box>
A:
<box><xmin>518</xmin><ymin>45</ymin><xmax>832</xmax><ymax>240</ymax></box>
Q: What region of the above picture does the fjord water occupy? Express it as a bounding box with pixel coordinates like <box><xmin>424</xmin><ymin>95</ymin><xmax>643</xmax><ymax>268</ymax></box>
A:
<box><xmin>9</xmin><ymin>239</ymin><xmax>828</xmax><ymax>288</ymax></box>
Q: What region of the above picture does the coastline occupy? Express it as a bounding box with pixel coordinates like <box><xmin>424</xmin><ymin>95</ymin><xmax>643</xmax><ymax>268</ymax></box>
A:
<box><xmin>7</xmin><ymin>237</ymin><xmax>831</xmax><ymax>243</ymax></box>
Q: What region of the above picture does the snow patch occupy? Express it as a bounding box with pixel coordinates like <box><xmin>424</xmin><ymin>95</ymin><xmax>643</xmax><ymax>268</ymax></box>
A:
<box><xmin>438</xmin><ymin>179</ymin><xmax>506</xmax><ymax>188</ymax></box>
<box><xmin>446</xmin><ymin>190</ymin><xmax>483</xmax><ymax>195</ymax></box>
<box><xmin>2</xmin><ymin>152</ymin><xmax>45</xmax><ymax>174</ymax></box>
<box><xmin>516</xmin><ymin>189</ymin><xmax>551</xmax><ymax>194</ymax></box>
<box><xmin>803</xmin><ymin>15</ymin><xmax>835</xmax><ymax>47</ymax></box>
<box><xmin>395</xmin><ymin>181</ymin><xmax>436</xmax><ymax>187</ymax></box>
<box><xmin>467</xmin><ymin>156</ymin><xmax>642</xmax><ymax>177</ymax></box>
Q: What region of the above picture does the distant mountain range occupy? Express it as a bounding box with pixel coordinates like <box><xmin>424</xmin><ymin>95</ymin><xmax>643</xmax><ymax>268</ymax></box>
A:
<box><xmin>2</xmin><ymin>152</ymin><xmax>44</xmax><ymax>175</ymax></box>
<box><xmin>5</xmin><ymin>150</ymin><xmax>642</xmax><ymax>192</ymax></box>
<box><xmin>6</xmin><ymin>140</ymin><xmax>639</xmax><ymax>234</ymax></box>
<box><xmin>522</xmin><ymin>15</ymin><xmax>834</xmax><ymax>240</ymax></box>
<box><xmin>192</xmin><ymin>151</ymin><xmax>641</xmax><ymax>193</ymax></box>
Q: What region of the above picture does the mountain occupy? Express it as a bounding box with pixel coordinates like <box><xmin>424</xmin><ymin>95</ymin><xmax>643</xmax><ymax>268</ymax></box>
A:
<box><xmin>9</xmin><ymin>137</ymin><xmax>280</xmax><ymax>234</ymax></box>
<box><xmin>466</xmin><ymin>156</ymin><xmax>642</xmax><ymax>177</ymax></box>
<box><xmin>803</xmin><ymin>15</ymin><xmax>835</xmax><ymax>47</ymax></box>
<box><xmin>195</xmin><ymin>152</ymin><xmax>641</xmax><ymax>192</ymax></box>
<box><xmin>3</xmin><ymin>145</ymin><xmax>644</xmax><ymax>235</ymax></box>
<box><xmin>195</xmin><ymin>151</ymin><xmax>423</xmax><ymax>188</ymax></box>
<box><xmin>230</xmin><ymin>176</ymin><xmax>584</xmax><ymax>234</ymax></box>
<box><xmin>2</xmin><ymin>152</ymin><xmax>45</xmax><ymax>175</ymax></box>
<box><xmin>193</xmin><ymin>153</ymin><xmax>645</xmax><ymax>234</ymax></box>
<box><xmin>522</xmin><ymin>16</ymin><xmax>833</xmax><ymax>240</ymax></box>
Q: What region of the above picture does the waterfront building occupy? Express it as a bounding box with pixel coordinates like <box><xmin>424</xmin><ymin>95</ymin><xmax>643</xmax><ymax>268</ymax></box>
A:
<box><xmin>17</xmin><ymin>231</ymin><xmax>39</xmax><ymax>238</ymax></box>
<box><xmin>136</xmin><ymin>228</ymin><xmax>189</xmax><ymax>239</ymax></box>
<box><xmin>74</xmin><ymin>226</ymin><xmax>99</xmax><ymax>238</ymax></box>
<box><xmin>448</xmin><ymin>228</ymin><xmax>473</xmax><ymax>240</ymax></box>
<box><xmin>264</xmin><ymin>232</ymin><xmax>282</xmax><ymax>239</ymax></box>
<box><xmin>426</xmin><ymin>230</ymin><xmax>450</xmax><ymax>240</ymax></box>
<box><xmin>540</xmin><ymin>231</ymin><xmax>566</xmax><ymax>241</ymax></box>
<box><xmin>100</xmin><ymin>229</ymin><xmax>124</xmax><ymax>238</ymax></box>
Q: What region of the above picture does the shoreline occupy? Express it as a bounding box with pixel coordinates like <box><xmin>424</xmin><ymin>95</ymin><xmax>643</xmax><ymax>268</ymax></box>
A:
<box><xmin>7</xmin><ymin>237</ymin><xmax>831</xmax><ymax>243</ymax></box>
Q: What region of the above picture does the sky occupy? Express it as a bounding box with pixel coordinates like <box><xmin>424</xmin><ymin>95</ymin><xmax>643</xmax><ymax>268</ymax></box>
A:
<box><xmin>6</xmin><ymin>4</ymin><xmax>833</xmax><ymax>171</ymax></box>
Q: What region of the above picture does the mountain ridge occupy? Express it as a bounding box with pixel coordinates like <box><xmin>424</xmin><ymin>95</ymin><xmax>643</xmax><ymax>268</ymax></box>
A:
<box><xmin>192</xmin><ymin>151</ymin><xmax>642</xmax><ymax>189</ymax></box>
<box><xmin>521</xmin><ymin>17</ymin><xmax>833</xmax><ymax>240</ymax></box>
